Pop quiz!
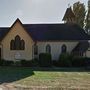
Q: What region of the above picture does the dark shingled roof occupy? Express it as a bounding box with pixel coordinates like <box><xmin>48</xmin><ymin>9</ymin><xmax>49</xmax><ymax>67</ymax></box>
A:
<box><xmin>0</xmin><ymin>23</ymin><xmax>89</xmax><ymax>41</ymax></box>
<box><xmin>0</xmin><ymin>27</ymin><xmax>9</xmax><ymax>41</ymax></box>
<box><xmin>72</xmin><ymin>41</ymin><xmax>89</xmax><ymax>53</ymax></box>
<box><xmin>62</xmin><ymin>7</ymin><xmax>75</xmax><ymax>21</ymax></box>
<box><xmin>23</xmin><ymin>23</ymin><xmax>90</xmax><ymax>41</ymax></box>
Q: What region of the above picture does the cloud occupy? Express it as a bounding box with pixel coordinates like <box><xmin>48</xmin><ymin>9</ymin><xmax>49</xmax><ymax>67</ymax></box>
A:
<box><xmin>0</xmin><ymin>0</ymin><xmax>87</xmax><ymax>26</ymax></box>
<box><xmin>15</xmin><ymin>10</ymin><xmax>23</xmax><ymax>18</ymax></box>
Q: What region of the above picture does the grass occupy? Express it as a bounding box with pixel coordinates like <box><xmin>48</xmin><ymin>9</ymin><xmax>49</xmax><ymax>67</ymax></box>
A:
<box><xmin>0</xmin><ymin>67</ymin><xmax>90</xmax><ymax>89</ymax></box>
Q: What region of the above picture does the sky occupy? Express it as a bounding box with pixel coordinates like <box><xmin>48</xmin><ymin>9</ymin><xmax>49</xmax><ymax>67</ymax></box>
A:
<box><xmin>0</xmin><ymin>0</ymin><xmax>88</xmax><ymax>26</ymax></box>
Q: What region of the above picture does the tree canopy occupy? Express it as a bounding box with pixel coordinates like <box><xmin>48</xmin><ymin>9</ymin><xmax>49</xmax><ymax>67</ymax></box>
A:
<box><xmin>85</xmin><ymin>0</ymin><xmax>90</xmax><ymax>33</ymax></box>
<box><xmin>73</xmin><ymin>1</ymin><xmax>86</xmax><ymax>29</ymax></box>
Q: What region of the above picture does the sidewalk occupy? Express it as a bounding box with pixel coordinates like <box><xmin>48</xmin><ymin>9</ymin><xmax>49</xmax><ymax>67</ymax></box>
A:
<box><xmin>0</xmin><ymin>84</ymin><xmax>16</xmax><ymax>90</ymax></box>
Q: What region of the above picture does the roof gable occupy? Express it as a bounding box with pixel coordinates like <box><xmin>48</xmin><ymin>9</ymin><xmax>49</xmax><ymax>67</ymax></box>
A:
<box><xmin>72</xmin><ymin>41</ymin><xmax>89</xmax><ymax>53</ymax></box>
<box><xmin>1</xmin><ymin>18</ymin><xmax>34</xmax><ymax>42</ymax></box>
<box><xmin>62</xmin><ymin>7</ymin><xmax>75</xmax><ymax>21</ymax></box>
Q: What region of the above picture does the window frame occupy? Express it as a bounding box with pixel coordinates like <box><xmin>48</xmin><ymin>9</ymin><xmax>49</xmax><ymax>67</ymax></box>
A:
<box><xmin>46</xmin><ymin>44</ymin><xmax>51</xmax><ymax>54</ymax></box>
<box><xmin>10</xmin><ymin>39</ymin><xmax>15</xmax><ymax>50</ymax></box>
<box><xmin>61</xmin><ymin>44</ymin><xmax>67</xmax><ymax>53</ymax></box>
<box><xmin>10</xmin><ymin>35</ymin><xmax>25</xmax><ymax>50</ymax></box>
<box><xmin>34</xmin><ymin>44</ymin><xmax>38</xmax><ymax>55</ymax></box>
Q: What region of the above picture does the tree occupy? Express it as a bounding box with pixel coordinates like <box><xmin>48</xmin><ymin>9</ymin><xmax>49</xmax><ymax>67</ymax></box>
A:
<box><xmin>85</xmin><ymin>0</ymin><xmax>90</xmax><ymax>33</ymax></box>
<box><xmin>73</xmin><ymin>1</ymin><xmax>86</xmax><ymax>29</ymax></box>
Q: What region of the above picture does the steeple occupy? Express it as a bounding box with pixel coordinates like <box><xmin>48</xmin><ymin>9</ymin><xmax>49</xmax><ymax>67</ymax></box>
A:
<box><xmin>62</xmin><ymin>7</ymin><xmax>76</xmax><ymax>23</ymax></box>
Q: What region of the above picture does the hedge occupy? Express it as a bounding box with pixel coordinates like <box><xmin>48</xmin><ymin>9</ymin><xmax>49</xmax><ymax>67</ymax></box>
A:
<box><xmin>21</xmin><ymin>59</ymin><xmax>39</xmax><ymax>67</ymax></box>
<box><xmin>58</xmin><ymin>53</ymin><xmax>90</xmax><ymax>67</ymax></box>
<box><xmin>58</xmin><ymin>53</ymin><xmax>73</xmax><ymax>67</ymax></box>
<box><xmin>0</xmin><ymin>60</ymin><xmax>14</xmax><ymax>66</ymax></box>
<box><xmin>39</xmin><ymin>53</ymin><xmax>52</xmax><ymax>67</ymax></box>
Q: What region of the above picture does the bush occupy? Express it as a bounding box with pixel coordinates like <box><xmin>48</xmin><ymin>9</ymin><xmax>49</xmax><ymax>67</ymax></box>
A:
<box><xmin>21</xmin><ymin>60</ymin><xmax>30</xmax><ymax>67</ymax></box>
<box><xmin>21</xmin><ymin>59</ymin><xmax>39</xmax><ymax>67</ymax></box>
<box><xmin>13</xmin><ymin>61</ymin><xmax>21</xmax><ymax>66</ymax></box>
<box><xmin>52</xmin><ymin>60</ymin><xmax>59</xmax><ymax>67</ymax></box>
<box><xmin>0</xmin><ymin>59</ymin><xmax>4</xmax><ymax>66</ymax></box>
<box><xmin>58</xmin><ymin>53</ymin><xmax>90</xmax><ymax>67</ymax></box>
<box><xmin>2</xmin><ymin>60</ymin><xmax>14</xmax><ymax>66</ymax></box>
<box><xmin>58</xmin><ymin>53</ymin><xmax>73</xmax><ymax>67</ymax></box>
<box><xmin>85</xmin><ymin>57</ymin><xmax>90</xmax><ymax>66</ymax></box>
<box><xmin>72</xmin><ymin>57</ymin><xmax>90</xmax><ymax>67</ymax></box>
<box><xmin>39</xmin><ymin>53</ymin><xmax>52</xmax><ymax>67</ymax></box>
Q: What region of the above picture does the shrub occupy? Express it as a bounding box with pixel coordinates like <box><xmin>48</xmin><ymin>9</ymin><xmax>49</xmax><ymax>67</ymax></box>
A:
<box><xmin>13</xmin><ymin>61</ymin><xmax>21</xmax><ymax>66</ymax></box>
<box><xmin>2</xmin><ymin>60</ymin><xmax>14</xmax><ymax>66</ymax></box>
<box><xmin>0</xmin><ymin>59</ymin><xmax>4</xmax><ymax>66</ymax></box>
<box><xmin>72</xmin><ymin>57</ymin><xmax>90</xmax><ymax>67</ymax></box>
<box><xmin>32</xmin><ymin>58</ymin><xmax>39</xmax><ymax>66</ymax></box>
<box><xmin>21</xmin><ymin>60</ymin><xmax>30</xmax><ymax>67</ymax></box>
<box><xmin>21</xmin><ymin>59</ymin><xmax>39</xmax><ymax>67</ymax></box>
<box><xmin>58</xmin><ymin>53</ymin><xmax>73</xmax><ymax>67</ymax></box>
<box><xmin>85</xmin><ymin>57</ymin><xmax>90</xmax><ymax>66</ymax></box>
<box><xmin>39</xmin><ymin>53</ymin><xmax>52</xmax><ymax>67</ymax></box>
<box><xmin>58</xmin><ymin>53</ymin><xmax>89</xmax><ymax>67</ymax></box>
<box><xmin>52</xmin><ymin>60</ymin><xmax>59</xmax><ymax>67</ymax></box>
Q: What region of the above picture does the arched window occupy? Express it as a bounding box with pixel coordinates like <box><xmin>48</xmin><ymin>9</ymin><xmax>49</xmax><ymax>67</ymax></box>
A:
<box><xmin>34</xmin><ymin>44</ymin><xmax>38</xmax><ymax>55</ymax></box>
<box><xmin>10</xmin><ymin>35</ymin><xmax>25</xmax><ymax>50</ymax></box>
<box><xmin>46</xmin><ymin>44</ymin><xmax>51</xmax><ymax>53</ymax></box>
<box><xmin>15</xmin><ymin>35</ymin><xmax>21</xmax><ymax>50</ymax></box>
<box><xmin>61</xmin><ymin>44</ymin><xmax>67</xmax><ymax>53</ymax></box>
<box><xmin>21</xmin><ymin>39</ymin><xmax>25</xmax><ymax>50</ymax></box>
<box><xmin>10</xmin><ymin>40</ymin><xmax>15</xmax><ymax>50</ymax></box>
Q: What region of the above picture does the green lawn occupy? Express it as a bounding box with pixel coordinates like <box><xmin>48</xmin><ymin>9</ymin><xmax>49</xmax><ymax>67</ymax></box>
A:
<box><xmin>0</xmin><ymin>67</ymin><xmax>90</xmax><ymax>89</ymax></box>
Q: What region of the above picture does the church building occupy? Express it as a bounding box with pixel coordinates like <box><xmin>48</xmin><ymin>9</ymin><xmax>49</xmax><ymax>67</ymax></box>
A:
<box><xmin>0</xmin><ymin>7</ymin><xmax>90</xmax><ymax>61</ymax></box>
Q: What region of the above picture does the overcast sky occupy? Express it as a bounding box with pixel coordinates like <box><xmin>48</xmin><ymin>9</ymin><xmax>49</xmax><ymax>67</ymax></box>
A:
<box><xmin>0</xmin><ymin>0</ymin><xmax>87</xmax><ymax>26</ymax></box>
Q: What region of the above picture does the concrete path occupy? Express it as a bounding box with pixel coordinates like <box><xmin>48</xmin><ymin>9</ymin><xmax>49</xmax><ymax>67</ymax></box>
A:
<box><xmin>0</xmin><ymin>83</ymin><xmax>16</xmax><ymax>90</ymax></box>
